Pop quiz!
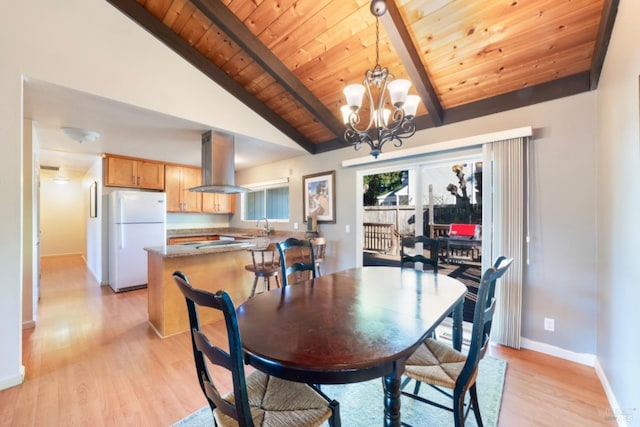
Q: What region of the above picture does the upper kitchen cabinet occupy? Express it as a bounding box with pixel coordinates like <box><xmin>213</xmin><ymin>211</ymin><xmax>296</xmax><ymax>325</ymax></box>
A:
<box><xmin>202</xmin><ymin>193</ymin><xmax>235</xmax><ymax>214</ymax></box>
<box><xmin>103</xmin><ymin>154</ymin><xmax>164</xmax><ymax>190</ymax></box>
<box><xmin>165</xmin><ymin>164</ymin><xmax>202</xmax><ymax>213</ymax></box>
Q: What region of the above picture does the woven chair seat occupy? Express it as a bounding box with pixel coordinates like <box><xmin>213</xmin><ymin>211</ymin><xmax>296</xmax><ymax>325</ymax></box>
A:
<box><xmin>404</xmin><ymin>338</ymin><xmax>478</xmax><ymax>389</ymax></box>
<box><xmin>215</xmin><ymin>370</ymin><xmax>333</xmax><ymax>427</ymax></box>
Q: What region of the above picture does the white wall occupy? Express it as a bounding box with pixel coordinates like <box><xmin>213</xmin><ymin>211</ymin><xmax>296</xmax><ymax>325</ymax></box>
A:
<box><xmin>0</xmin><ymin>61</ymin><xmax>24</xmax><ymax>391</ymax></box>
<box><xmin>235</xmin><ymin>90</ymin><xmax>600</xmax><ymax>356</ymax></box>
<box><xmin>85</xmin><ymin>158</ymin><xmax>103</xmax><ymax>283</ymax></box>
<box><xmin>596</xmin><ymin>0</ymin><xmax>640</xmax><ymax>420</ymax></box>
<box><xmin>22</xmin><ymin>121</ymin><xmax>36</xmax><ymax>329</ymax></box>
<box><xmin>39</xmin><ymin>171</ymin><xmax>86</xmax><ymax>256</ymax></box>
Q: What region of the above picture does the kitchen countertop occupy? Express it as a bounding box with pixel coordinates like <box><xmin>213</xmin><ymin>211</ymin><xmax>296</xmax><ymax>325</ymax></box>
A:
<box><xmin>148</xmin><ymin>228</ymin><xmax>305</xmax><ymax>258</ymax></box>
<box><xmin>166</xmin><ymin>227</ymin><xmax>307</xmax><ymax>238</ymax></box>
<box><xmin>144</xmin><ymin>244</ymin><xmax>254</xmax><ymax>258</ymax></box>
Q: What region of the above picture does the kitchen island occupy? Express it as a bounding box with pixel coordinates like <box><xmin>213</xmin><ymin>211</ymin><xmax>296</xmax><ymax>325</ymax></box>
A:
<box><xmin>145</xmin><ymin>235</ymin><xmax>267</xmax><ymax>338</ymax></box>
<box><xmin>145</xmin><ymin>229</ymin><xmax>304</xmax><ymax>338</ymax></box>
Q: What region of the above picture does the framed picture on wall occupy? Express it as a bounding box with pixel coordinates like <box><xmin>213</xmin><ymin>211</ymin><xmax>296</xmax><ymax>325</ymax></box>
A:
<box><xmin>303</xmin><ymin>170</ymin><xmax>336</xmax><ymax>224</ymax></box>
<box><xmin>89</xmin><ymin>181</ymin><xmax>97</xmax><ymax>218</ymax></box>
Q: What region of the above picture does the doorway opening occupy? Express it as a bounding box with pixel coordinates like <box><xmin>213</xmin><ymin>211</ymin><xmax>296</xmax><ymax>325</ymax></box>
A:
<box><xmin>362</xmin><ymin>155</ymin><xmax>483</xmax><ymax>327</ymax></box>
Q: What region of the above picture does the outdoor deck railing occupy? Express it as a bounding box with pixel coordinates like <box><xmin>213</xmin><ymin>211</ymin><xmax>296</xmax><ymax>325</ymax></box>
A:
<box><xmin>363</xmin><ymin>223</ymin><xmax>397</xmax><ymax>254</ymax></box>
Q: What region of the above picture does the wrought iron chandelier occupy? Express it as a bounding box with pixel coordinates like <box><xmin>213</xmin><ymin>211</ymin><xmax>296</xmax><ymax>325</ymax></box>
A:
<box><xmin>341</xmin><ymin>0</ymin><xmax>421</xmax><ymax>158</ymax></box>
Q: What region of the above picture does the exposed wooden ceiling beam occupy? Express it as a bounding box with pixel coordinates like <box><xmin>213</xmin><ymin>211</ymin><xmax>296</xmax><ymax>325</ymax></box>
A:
<box><xmin>106</xmin><ymin>0</ymin><xmax>318</xmax><ymax>153</ymax></box>
<box><xmin>315</xmin><ymin>72</ymin><xmax>591</xmax><ymax>154</ymax></box>
<box><xmin>190</xmin><ymin>0</ymin><xmax>346</xmax><ymax>139</ymax></box>
<box><xmin>443</xmin><ymin>72</ymin><xmax>591</xmax><ymax>125</ymax></box>
<box><xmin>590</xmin><ymin>0</ymin><xmax>620</xmax><ymax>90</ymax></box>
<box><xmin>381</xmin><ymin>0</ymin><xmax>444</xmax><ymax>127</ymax></box>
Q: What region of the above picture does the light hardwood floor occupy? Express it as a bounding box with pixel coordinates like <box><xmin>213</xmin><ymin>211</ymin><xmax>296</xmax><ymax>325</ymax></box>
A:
<box><xmin>0</xmin><ymin>255</ymin><xmax>615</xmax><ymax>426</ymax></box>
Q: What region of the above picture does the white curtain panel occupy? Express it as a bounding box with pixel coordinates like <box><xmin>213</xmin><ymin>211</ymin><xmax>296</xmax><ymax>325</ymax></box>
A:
<box><xmin>489</xmin><ymin>137</ymin><xmax>526</xmax><ymax>349</ymax></box>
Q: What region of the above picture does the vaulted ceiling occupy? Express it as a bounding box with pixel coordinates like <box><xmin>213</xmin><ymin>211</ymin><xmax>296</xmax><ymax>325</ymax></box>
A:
<box><xmin>107</xmin><ymin>0</ymin><xmax>618</xmax><ymax>155</ymax></box>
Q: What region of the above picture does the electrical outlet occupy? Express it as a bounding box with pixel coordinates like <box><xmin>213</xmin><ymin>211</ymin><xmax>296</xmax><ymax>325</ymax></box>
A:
<box><xmin>544</xmin><ymin>317</ymin><xmax>555</xmax><ymax>332</ymax></box>
<box><xmin>293</xmin><ymin>222</ymin><xmax>298</xmax><ymax>230</ymax></box>
<box><xmin>345</xmin><ymin>225</ymin><xmax>350</xmax><ymax>233</ymax></box>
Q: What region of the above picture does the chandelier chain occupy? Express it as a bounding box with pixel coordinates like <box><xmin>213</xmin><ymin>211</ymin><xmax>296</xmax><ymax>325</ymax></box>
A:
<box><xmin>375</xmin><ymin>17</ymin><xmax>380</xmax><ymax>67</ymax></box>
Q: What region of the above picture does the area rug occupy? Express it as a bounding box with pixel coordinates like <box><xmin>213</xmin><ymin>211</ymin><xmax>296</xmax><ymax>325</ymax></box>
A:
<box><xmin>172</xmin><ymin>356</ymin><xmax>506</xmax><ymax>427</ymax></box>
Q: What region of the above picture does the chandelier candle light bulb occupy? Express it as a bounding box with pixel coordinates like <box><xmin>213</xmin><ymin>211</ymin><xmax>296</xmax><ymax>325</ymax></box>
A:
<box><xmin>344</xmin><ymin>84</ymin><xmax>366</xmax><ymax>110</ymax></box>
<box><xmin>341</xmin><ymin>1</ymin><xmax>421</xmax><ymax>158</ymax></box>
<box><xmin>387</xmin><ymin>79</ymin><xmax>411</xmax><ymax>106</ymax></box>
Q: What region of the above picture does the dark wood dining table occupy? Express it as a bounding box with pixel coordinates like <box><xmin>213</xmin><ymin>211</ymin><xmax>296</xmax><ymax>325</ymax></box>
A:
<box><xmin>236</xmin><ymin>266</ymin><xmax>467</xmax><ymax>427</ymax></box>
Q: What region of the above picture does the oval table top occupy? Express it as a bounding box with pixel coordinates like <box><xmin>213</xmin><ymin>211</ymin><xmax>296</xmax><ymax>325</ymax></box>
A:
<box><xmin>237</xmin><ymin>266</ymin><xmax>467</xmax><ymax>385</ymax></box>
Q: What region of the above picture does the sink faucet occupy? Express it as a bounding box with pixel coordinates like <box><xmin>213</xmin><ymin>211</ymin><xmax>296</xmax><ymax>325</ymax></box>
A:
<box><xmin>257</xmin><ymin>217</ymin><xmax>270</xmax><ymax>235</ymax></box>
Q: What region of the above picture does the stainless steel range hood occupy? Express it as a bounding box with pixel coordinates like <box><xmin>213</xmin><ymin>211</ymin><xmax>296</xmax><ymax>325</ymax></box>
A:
<box><xmin>189</xmin><ymin>130</ymin><xmax>248</xmax><ymax>194</ymax></box>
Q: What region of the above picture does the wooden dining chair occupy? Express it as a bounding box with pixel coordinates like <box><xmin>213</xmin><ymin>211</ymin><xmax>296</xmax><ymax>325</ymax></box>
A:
<box><xmin>310</xmin><ymin>237</ymin><xmax>327</xmax><ymax>276</ymax></box>
<box><xmin>244</xmin><ymin>243</ymin><xmax>280</xmax><ymax>297</ymax></box>
<box><xmin>400</xmin><ymin>235</ymin><xmax>440</xmax><ymax>273</ymax></box>
<box><xmin>276</xmin><ymin>237</ymin><xmax>317</xmax><ymax>287</ymax></box>
<box><xmin>173</xmin><ymin>271</ymin><xmax>341</xmax><ymax>427</ymax></box>
<box><xmin>400</xmin><ymin>257</ymin><xmax>513</xmax><ymax>427</ymax></box>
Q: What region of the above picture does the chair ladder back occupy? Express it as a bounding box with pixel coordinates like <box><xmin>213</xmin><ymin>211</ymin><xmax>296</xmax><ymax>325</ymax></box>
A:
<box><xmin>311</xmin><ymin>237</ymin><xmax>327</xmax><ymax>275</ymax></box>
<box><xmin>260</xmin><ymin>247</ymin><xmax>273</xmax><ymax>267</ymax></box>
<box><xmin>400</xmin><ymin>236</ymin><xmax>440</xmax><ymax>273</ymax></box>
<box><xmin>193</xmin><ymin>330</ymin><xmax>254</xmax><ymax>426</ymax></box>
<box><xmin>312</xmin><ymin>237</ymin><xmax>327</xmax><ymax>259</ymax></box>
<box><xmin>277</xmin><ymin>238</ymin><xmax>317</xmax><ymax>287</ymax></box>
<box><xmin>173</xmin><ymin>272</ymin><xmax>254</xmax><ymax>427</ymax></box>
<box><xmin>457</xmin><ymin>258</ymin><xmax>513</xmax><ymax>388</ymax></box>
<box><xmin>255</xmin><ymin>243</ymin><xmax>278</xmax><ymax>269</ymax></box>
<box><xmin>173</xmin><ymin>272</ymin><xmax>214</xmax><ymax>411</ymax></box>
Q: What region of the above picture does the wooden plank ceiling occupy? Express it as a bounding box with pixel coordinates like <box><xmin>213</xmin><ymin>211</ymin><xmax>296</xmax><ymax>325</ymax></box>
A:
<box><xmin>107</xmin><ymin>0</ymin><xmax>618</xmax><ymax>155</ymax></box>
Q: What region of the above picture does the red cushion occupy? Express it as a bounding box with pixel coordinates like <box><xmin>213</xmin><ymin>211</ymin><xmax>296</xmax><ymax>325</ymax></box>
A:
<box><xmin>449</xmin><ymin>224</ymin><xmax>477</xmax><ymax>238</ymax></box>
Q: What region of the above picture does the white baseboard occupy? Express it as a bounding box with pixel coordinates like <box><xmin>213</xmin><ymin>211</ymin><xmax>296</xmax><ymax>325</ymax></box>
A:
<box><xmin>0</xmin><ymin>365</ymin><xmax>25</xmax><ymax>391</ymax></box>
<box><xmin>595</xmin><ymin>359</ymin><xmax>630</xmax><ymax>427</ymax></box>
<box><xmin>40</xmin><ymin>252</ymin><xmax>83</xmax><ymax>258</ymax></box>
<box><xmin>520</xmin><ymin>337</ymin><xmax>596</xmax><ymax>366</ymax></box>
<box><xmin>520</xmin><ymin>339</ymin><xmax>631</xmax><ymax>425</ymax></box>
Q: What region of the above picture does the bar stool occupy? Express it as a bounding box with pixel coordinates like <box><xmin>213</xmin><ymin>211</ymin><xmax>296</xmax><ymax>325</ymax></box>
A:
<box><xmin>244</xmin><ymin>243</ymin><xmax>281</xmax><ymax>297</ymax></box>
<box><xmin>311</xmin><ymin>237</ymin><xmax>327</xmax><ymax>276</ymax></box>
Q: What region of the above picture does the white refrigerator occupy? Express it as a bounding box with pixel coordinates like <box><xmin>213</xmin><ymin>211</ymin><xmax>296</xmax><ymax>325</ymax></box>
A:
<box><xmin>108</xmin><ymin>190</ymin><xmax>166</xmax><ymax>292</ymax></box>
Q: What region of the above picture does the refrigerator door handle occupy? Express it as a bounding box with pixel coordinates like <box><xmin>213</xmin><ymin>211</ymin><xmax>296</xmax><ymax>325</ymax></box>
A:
<box><xmin>119</xmin><ymin>199</ymin><xmax>125</xmax><ymax>249</ymax></box>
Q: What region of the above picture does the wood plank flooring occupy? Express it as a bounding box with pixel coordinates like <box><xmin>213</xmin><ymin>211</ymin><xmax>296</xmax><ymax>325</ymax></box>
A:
<box><xmin>0</xmin><ymin>255</ymin><xmax>615</xmax><ymax>426</ymax></box>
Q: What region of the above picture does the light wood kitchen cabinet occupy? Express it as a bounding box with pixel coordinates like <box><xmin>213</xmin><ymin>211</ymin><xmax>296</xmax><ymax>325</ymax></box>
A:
<box><xmin>202</xmin><ymin>193</ymin><xmax>235</xmax><ymax>214</ymax></box>
<box><xmin>103</xmin><ymin>154</ymin><xmax>165</xmax><ymax>190</ymax></box>
<box><xmin>165</xmin><ymin>165</ymin><xmax>202</xmax><ymax>212</ymax></box>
